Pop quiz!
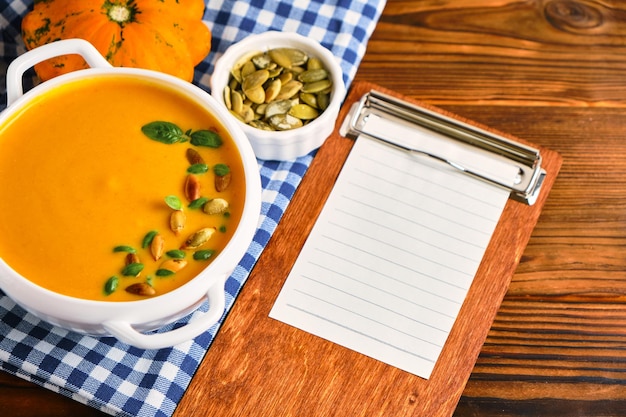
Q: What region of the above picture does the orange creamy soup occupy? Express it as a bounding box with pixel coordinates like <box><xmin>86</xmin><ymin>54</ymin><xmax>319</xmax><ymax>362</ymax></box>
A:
<box><xmin>0</xmin><ymin>74</ymin><xmax>246</xmax><ymax>301</ymax></box>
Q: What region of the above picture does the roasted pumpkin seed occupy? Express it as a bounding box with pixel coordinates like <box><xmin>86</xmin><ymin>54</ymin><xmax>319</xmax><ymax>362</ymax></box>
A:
<box><xmin>186</xmin><ymin>148</ymin><xmax>205</xmax><ymax>165</ymax></box>
<box><xmin>288</xmin><ymin>103</ymin><xmax>319</xmax><ymax>120</ymax></box>
<box><xmin>181</xmin><ymin>227</ymin><xmax>216</xmax><ymax>249</ymax></box>
<box><xmin>298</xmin><ymin>68</ymin><xmax>328</xmax><ymax>83</ymax></box>
<box><xmin>301</xmin><ymin>79</ymin><xmax>332</xmax><ymax>94</ymax></box>
<box><xmin>125</xmin><ymin>282</ymin><xmax>156</xmax><ymax>296</ymax></box>
<box><xmin>170</xmin><ymin>210</ymin><xmax>186</xmax><ymax>235</ymax></box>
<box><xmin>215</xmin><ymin>171</ymin><xmax>232</xmax><ymax>192</ymax></box>
<box><xmin>150</xmin><ymin>233</ymin><xmax>165</xmax><ymax>261</ymax></box>
<box><xmin>274</xmin><ymin>80</ymin><xmax>303</xmax><ymax>101</ymax></box>
<box><xmin>159</xmin><ymin>258</ymin><xmax>188</xmax><ymax>273</ymax></box>
<box><xmin>203</xmin><ymin>198</ymin><xmax>230</xmax><ymax>215</ymax></box>
<box><xmin>269</xmin><ymin>48</ymin><xmax>308</xmax><ymax>68</ymax></box>
<box><xmin>184</xmin><ymin>174</ymin><xmax>201</xmax><ymax>202</ymax></box>
<box><xmin>269</xmin><ymin>113</ymin><xmax>304</xmax><ymax>130</ymax></box>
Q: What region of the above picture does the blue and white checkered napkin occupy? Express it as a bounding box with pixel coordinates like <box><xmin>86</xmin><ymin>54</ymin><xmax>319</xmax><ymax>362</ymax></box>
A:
<box><xmin>0</xmin><ymin>1</ymin><xmax>385</xmax><ymax>416</ymax></box>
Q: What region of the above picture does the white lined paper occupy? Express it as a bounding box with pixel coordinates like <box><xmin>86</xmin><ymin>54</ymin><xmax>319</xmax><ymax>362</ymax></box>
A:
<box><xmin>269</xmin><ymin>133</ymin><xmax>510</xmax><ymax>378</ymax></box>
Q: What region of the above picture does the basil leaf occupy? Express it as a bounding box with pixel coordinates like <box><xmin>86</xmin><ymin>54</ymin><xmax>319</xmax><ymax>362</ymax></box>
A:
<box><xmin>142</xmin><ymin>230</ymin><xmax>158</xmax><ymax>248</ymax></box>
<box><xmin>190</xmin><ymin>130</ymin><xmax>223</xmax><ymax>148</ymax></box>
<box><xmin>156</xmin><ymin>269</ymin><xmax>175</xmax><ymax>277</ymax></box>
<box><xmin>113</xmin><ymin>245</ymin><xmax>136</xmax><ymax>254</ymax></box>
<box><xmin>164</xmin><ymin>195</ymin><xmax>182</xmax><ymax>210</ymax></box>
<box><xmin>187</xmin><ymin>163</ymin><xmax>209</xmax><ymax>174</ymax></box>
<box><xmin>188</xmin><ymin>197</ymin><xmax>209</xmax><ymax>209</ymax></box>
<box><xmin>141</xmin><ymin>121</ymin><xmax>184</xmax><ymax>144</ymax></box>
<box><xmin>193</xmin><ymin>249</ymin><xmax>215</xmax><ymax>261</ymax></box>
<box><xmin>213</xmin><ymin>163</ymin><xmax>230</xmax><ymax>176</ymax></box>
<box><xmin>122</xmin><ymin>263</ymin><xmax>144</xmax><ymax>276</ymax></box>
<box><xmin>166</xmin><ymin>249</ymin><xmax>186</xmax><ymax>259</ymax></box>
<box><xmin>104</xmin><ymin>276</ymin><xmax>119</xmax><ymax>295</ymax></box>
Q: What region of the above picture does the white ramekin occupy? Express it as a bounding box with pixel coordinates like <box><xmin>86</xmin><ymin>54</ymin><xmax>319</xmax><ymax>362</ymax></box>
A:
<box><xmin>211</xmin><ymin>31</ymin><xmax>346</xmax><ymax>161</ymax></box>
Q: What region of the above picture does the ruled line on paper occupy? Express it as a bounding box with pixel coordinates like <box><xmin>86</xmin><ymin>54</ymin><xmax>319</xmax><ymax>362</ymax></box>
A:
<box><xmin>269</xmin><ymin>133</ymin><xmax>510</xmax><ymax>379</ymax></box>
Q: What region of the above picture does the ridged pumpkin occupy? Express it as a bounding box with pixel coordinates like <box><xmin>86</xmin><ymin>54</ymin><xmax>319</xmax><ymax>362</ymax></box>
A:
<box><xmin>21</xmin><ymin>0</ymin><xmax>212</xmax><ymax>82</ymax></box>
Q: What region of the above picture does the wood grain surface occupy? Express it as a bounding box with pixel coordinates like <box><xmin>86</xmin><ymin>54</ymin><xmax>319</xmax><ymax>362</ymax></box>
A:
<box><xmin>3</xmin><ymin>0</ymin><xmax>626</xmax><ymax>416</ymax></box>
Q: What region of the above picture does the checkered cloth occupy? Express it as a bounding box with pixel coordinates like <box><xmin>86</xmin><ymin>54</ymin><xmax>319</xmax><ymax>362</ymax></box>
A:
<box><xmin>0</xmin><ymin>1</ymin><xmax>385</xmax><ymax>416</ymax></box>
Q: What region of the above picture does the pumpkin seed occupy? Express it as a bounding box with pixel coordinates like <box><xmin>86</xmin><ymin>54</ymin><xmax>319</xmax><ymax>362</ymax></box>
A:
<box><xmin>243</xmin><ymin>85</ymin><xmax>265</xmax><ymax>104</ymax></box>
<box><xmin>269</xmin><ymin>113</ymin><xmax>304</xmax><ymax>130</ymax></box>
<box><xmin>300</xmin><ymin>92</ymin><xmax>318</xmax><ymax>108</ymax></box>
<box><xmin>150</xmin><ymin>233</ymin><xmax>165</xmax><ymax>261</ymax></box>
<box><xmin>269</xmin><ymin>48</ymin><xmax>308</xmax><ymax>68</ymax></box>
<box><xmin>307</xmin><ymin>57</ymin><xmax>323</xmax><ymax>70</ymax></box>
<box><xmin>159</xmin><ymin>258</ymin><xmax>187</xmax><ymax>273</ymax></box>
<box><xmin>278</xmin><ymin>72</ymin><xmax>293</xmax><ymax>84</ymax></box>
<box><xmin>302</xmin><ymin>79</ymin><xmax>332</xmax><ymax>94</ymax></box>
<box><xmin>317</xmin><ymin>92</ymin><xmax>330</xmax><ymax>110</ymax></box>
<box><xmin>186</xmin><ymin>148</ymin><xmax>205</xmax><ymax>165</ymax></box>
<box><xmin>298</xmin><ymin>68</ymin><xmax>328</xmax><ymax>83</ymax></box>
<box><xmin>203</xmin><ymin>198</ymin><xmax>230</xmax><ymax>215</ymax></box>
<box><xmin>274</xmin><ymin>80</ymin><xmax>303</xmax><ymax>101</ymax></box>
<box><xmin>170</xmin><ymin>210</ymin><xmax>186</xmax><ymax>235</ymax></box>
<box><xmin>238</xmin><ymin>104</ymin><xmax>255</xmax><ymax>123</ymax></box>
<box><xmin>249</xmin><ymin>119</ymin><xmax>273</xmax><ymax>130</ymax></box>
<box><xmin>265</xmin><ymin>99</ymin><xmax>294</xmax><ymax>119</ymax></box>
<box><xmin>242</xmin><ymin>69</ymin><xmax>269</xmax><ymax>91</ymax></box>
<box><xmin>288</xmin><ymin>103</ymin><xmax>319</xmax><ymax>120</ymax></box>
<box><xmin>231</xmin><ymin>90</ymin><xmax>244</xmax><ymax>114</ymax></box>
<box><xmin>125</xmin><ymin>282</ymin><xmax>156</xmax><ymax>296</ymax></box>
<box><xmin>252</xmin><ymin>53</ymin><xmax>272</xmax><ymax>69</ymax></box>
<box><xmin>264</xmin><ymin>79</ymin><xmax>281</xmax><ymax>103</ymax></box>
<box><xmin>181</xmin><ymin>227</ymin><xmax>216</xmax><ymax>249</ymax></box>
<box><xmin>215</xmin><ymin>171</ymin><xmax>232</xmax><ymax>192</ymax></box>
<box><xmin>241</xmin><ymin>60</ymin><xmax>257</xmax><ymax>78</ymax></box>
<box><xmin>184</xmin><ymin>174</ymin><xmax>201</xmax><ymax>202</ymax></box>
<box><xmin>223</xmin><ymin>85</ymin><xmax>232</xmax><ymax>110</ymax></box>
<box><xmin>125</xmin><ymin>252</ymin><xmax>140</xmax><ymax>266</ymax></box>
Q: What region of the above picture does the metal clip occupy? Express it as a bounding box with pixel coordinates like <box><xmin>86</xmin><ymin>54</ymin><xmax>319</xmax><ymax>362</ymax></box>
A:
<box><xmin>339</xmin><ymin>90</ymin><xmax>546</xmax><ymax>205</ymax></box>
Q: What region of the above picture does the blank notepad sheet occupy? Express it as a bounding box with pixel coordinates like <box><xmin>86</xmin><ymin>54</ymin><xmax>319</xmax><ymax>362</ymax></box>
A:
<box><xmin>269</xmin><ymin>134</ymin><xmax>510</xmax><ymax>379</ymax></box>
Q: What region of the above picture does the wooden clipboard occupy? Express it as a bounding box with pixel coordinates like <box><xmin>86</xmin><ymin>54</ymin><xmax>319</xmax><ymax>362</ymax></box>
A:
<box><xmin>179</xmin><ymin>81</ymin><xmax>562</xmax><ymax>417</ymax></box>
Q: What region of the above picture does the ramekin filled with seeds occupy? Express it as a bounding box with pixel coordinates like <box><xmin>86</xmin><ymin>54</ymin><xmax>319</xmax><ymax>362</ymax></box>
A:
<box><xmin>211</xmin><ymin>31</ymin><xmax>346</xmax><ymax>160</ymax></box>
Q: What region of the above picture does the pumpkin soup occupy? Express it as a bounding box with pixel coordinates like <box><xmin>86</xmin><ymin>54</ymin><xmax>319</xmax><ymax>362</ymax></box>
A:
<box><xmin>0</xmin><ymin>74</ymin><xmax>246</xmax><ymax>301</ymax></box>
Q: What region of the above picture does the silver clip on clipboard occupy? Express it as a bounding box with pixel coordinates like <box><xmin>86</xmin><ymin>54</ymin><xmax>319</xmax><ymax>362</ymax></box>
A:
<box><xmin>339</xmin><ymin>90</ymin><xmax>546</xmax><ymax>205</ymax></box>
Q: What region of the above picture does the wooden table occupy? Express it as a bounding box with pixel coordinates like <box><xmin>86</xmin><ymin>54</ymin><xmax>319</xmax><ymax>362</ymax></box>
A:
<box><xmin>3</xmin><ymin>0</ymin><xmax>626</xmax><ymax>415</ymax></box>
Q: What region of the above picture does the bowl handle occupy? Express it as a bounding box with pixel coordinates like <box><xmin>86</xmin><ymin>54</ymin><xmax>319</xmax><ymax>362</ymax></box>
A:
<box><xmin>102</xmin><ymin>277</ymin><xmax>227</xmax><ymax>350</ymax></box>
<box><xmin>6</xmin><ymin>38</ymin><xmax>112</xmax><ymax>106</ymax></box>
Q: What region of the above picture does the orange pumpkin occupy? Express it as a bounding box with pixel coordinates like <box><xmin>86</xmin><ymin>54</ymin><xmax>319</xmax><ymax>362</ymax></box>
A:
<box><xmin>21</xmin><ymin>0</ymin><xmax>212</xmax><ymax>82</ymax></box>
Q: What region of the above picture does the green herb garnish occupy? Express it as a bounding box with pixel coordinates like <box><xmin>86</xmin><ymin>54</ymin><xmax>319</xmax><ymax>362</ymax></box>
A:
<box><xmin>141</xmin><ymin>121</ymin><xmax>184</xmax><ymax>144</ymax></box>
<box><xmin>142</xmin><ymin>230</ymin><xmax>158</xmax><ymax>248</ymax></box>
<box><xmin>164</xmin><ymin>195</ymin><xmax>182</xmax><ymax>210</ymax></box>
<box><xmin>187</xmin><ymin>163</ymin><xmax>209</xmax><ymax>174</ymax></box>
<box><xmin>156</xmin><ymin>269</ymin><xmax>175</xmax><ymax>277</ymax></box>
<box><xmin>166</xmin><ymin>249</ymin><xmax>186</xmax><ymax>259</ymax></box>
<box><xmin>104</xmin><ymin>276</ymin><xmax>119</xmax><ymax>295</ymax></box>
<box><xmin>190</xmin><ymin>130</ymin><xmax>222</xmax><ymax>148</ymax></box>
<box><xmin>113</xmin><ymin>245</ymin><xmax>136</xmax><ymax>254</ymax></box>
<box><xmin>193</xmin><ymin>249</ymin><xmax>215</xmax><ymax>261</ymax></box>
<box><xmin>122</xmin><ymin>263</ymin><xmax>144</xmax><ymax>276</ymax></box>
<box><xmin>188</xmin><ymin>197</ymin><xmax>209</xmax><ymax>209</ymax></box>
<box><xmin>213</xmin><ymin>163</ymin><xmax>230</xmax><ymax>176</ymax></box>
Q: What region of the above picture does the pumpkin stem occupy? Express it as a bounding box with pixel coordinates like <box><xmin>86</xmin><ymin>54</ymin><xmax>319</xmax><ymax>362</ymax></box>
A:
<box><xmin>103</xmin><ymin>0</ymin><xmax>139</xmax><ymax>26</ymax></box>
